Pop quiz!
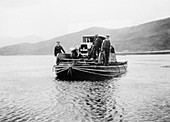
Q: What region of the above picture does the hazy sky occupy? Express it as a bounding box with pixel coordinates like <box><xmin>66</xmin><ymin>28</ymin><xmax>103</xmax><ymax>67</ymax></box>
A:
<box><xmin>0</xmin><ymin>0</ymin><xmax>170</xmax><ymax>39</ymax></box>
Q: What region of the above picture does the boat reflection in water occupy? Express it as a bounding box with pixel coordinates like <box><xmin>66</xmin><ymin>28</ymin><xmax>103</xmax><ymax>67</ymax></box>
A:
<box><xmin>53</xmin><ymin>75</ymin><xmax>126</xmax><ymax>122</ymax></box>
<box><xmin>53</xmin><ymin>34</ymin><xmax>127</xmax><ymax>121</ymax></box>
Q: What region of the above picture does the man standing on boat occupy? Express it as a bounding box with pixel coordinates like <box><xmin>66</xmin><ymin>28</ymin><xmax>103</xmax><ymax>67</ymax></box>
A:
<box><xmin>92</xmin><ymin>34</ymin><xmax>103</xmax><ymax>59</ymax></box>
<box><xmin>54</xmin><ymin>41</ymin><xmax>65</xmax><ymax>64</ymax></box>
<box><xmin>101</xmin><ymin>34</ymin><xmax>111</xmax><ymax>66</ymax></box>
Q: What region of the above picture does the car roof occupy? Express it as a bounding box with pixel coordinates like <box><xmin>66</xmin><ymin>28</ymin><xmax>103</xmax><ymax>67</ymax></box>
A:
<box><xmin>83</xmin><ymin>35</ymin><xmax>106</xmax><ymax>38</ymax></box>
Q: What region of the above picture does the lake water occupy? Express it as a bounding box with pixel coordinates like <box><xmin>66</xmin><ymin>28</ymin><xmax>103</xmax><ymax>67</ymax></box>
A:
<box><xmin>0</xmin><ymin>55</ymin><xmax>170</xmax><ymax>122</ymax></box>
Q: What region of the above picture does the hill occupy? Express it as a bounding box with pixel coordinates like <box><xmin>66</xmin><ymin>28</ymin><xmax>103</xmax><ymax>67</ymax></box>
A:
<box><xmin>0</xmin><ymin>17</ymin><xmax>170</xmax><ymax>55</ymax></box>
<box><xmin>0</xmin><ymin>35</ymin><xmax>44</xmax><ymax>48</ymax></box>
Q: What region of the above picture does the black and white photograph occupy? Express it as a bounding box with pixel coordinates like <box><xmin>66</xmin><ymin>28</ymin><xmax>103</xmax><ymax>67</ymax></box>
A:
<box><xmin>0</xmin><ymin>0</ymin><xmax>170</xmax><ymax>121</ymax></box>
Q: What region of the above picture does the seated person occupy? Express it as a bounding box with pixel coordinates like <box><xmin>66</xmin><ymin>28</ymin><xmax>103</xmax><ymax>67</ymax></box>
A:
<box><xmin>71</xmin><ymin>48</ymin><xmax>78</xmax><ymax>59</ymax></box>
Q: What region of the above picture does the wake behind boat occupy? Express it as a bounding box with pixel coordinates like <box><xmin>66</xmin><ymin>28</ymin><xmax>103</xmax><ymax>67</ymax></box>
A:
<box><xmin>53</xmin><ymin>35</ymin><xmax>128</xmax><ymax>81</ymax></box>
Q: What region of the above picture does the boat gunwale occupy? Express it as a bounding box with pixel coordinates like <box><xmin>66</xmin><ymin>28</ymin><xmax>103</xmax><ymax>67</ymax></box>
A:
<box><xmin>54</xmin><ymin>61</ymin><xmax>127</xmax><ymax>68</ymax></box>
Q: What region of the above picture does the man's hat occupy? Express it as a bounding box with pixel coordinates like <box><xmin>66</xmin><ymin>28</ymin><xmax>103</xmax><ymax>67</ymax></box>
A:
<box><xmin>56</xmin><ymin>41</ymin><xmax>60</xmax><ymax>43</ymax></box>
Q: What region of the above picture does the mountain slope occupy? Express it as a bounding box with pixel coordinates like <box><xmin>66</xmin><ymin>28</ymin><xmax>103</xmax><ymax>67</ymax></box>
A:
<box><xmin>0</xmin><ymin>35</ymin><xmax>44</xmax><ymax>48</ymax></box>
<box><xmin>0</xmin><ymin>17</ymin><xmax>170</xmax><ymax>55</ymax></box>
<box><xmin>112</xmin><ymin>17</ymin><xmax>170</xmax><ymax>51</ymax></box>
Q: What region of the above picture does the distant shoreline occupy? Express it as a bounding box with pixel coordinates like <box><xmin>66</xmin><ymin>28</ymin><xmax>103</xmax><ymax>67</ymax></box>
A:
<box><xmin>116</xmin><ymin>50</ymin><xmax>170</xmax><ymax>55</ymax></box>
<box><xmin>0</xmin><ymin>50</ymin><xmax>170</xmax><ymax>56</ymax></box>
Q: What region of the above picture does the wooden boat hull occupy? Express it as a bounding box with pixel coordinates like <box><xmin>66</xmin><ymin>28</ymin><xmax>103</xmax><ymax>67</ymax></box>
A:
<box><xmin>53</xmin><ymin>62</ymin><xmax>127</xmax><ymax>81</ymax></box>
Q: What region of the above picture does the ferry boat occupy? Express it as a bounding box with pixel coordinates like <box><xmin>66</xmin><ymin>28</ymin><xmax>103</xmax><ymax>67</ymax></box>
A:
<box><xmin>53</xmin><ymin>35</ymin><xmax>127</xmax><ymax>81</ymax></box>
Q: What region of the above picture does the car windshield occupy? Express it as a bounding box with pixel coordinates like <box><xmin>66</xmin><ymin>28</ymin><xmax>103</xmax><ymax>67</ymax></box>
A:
<box><xmin>83</xmin><ymin>36</ymin><xmax>105</xmax><ymax>43</ymax></box>
<box><xmin>83</xmin><ymin>37</ymin><xmax>94</xmax><ymax>43</ymax></box>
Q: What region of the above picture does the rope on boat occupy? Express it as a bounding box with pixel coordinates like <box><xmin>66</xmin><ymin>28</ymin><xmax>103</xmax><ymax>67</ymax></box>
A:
<box><xmin>73</xmin><ymin>66</ymin><xmax>119</xmax><ymax>77</ymax></box>
<box><xmin>67</xmin><ymin>67</ymin><xmax>72</xmax><ymax>76</ymax></box>
<box><xmin>55</xmin><ymin>67</ymin><xmax>68</xmax><ymax>74</ymax></box>
<box><xmin>75</xmin><ymin>66</ymin><xmax>118</xmax><ymax>73</ymax></box>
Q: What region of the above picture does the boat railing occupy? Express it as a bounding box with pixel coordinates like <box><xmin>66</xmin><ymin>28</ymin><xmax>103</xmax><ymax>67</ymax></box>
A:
<box><xmin>56</xmin><ymin>53</ymin><xmax>127</xmax><ymax>66</ymax></box>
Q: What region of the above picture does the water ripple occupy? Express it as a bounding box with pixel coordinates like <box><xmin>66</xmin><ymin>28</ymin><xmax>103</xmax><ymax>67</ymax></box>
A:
<box><xmin>1</xmin><ymin>55</ymin><xmax>170</xmax><ymax>122</ymax></box>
